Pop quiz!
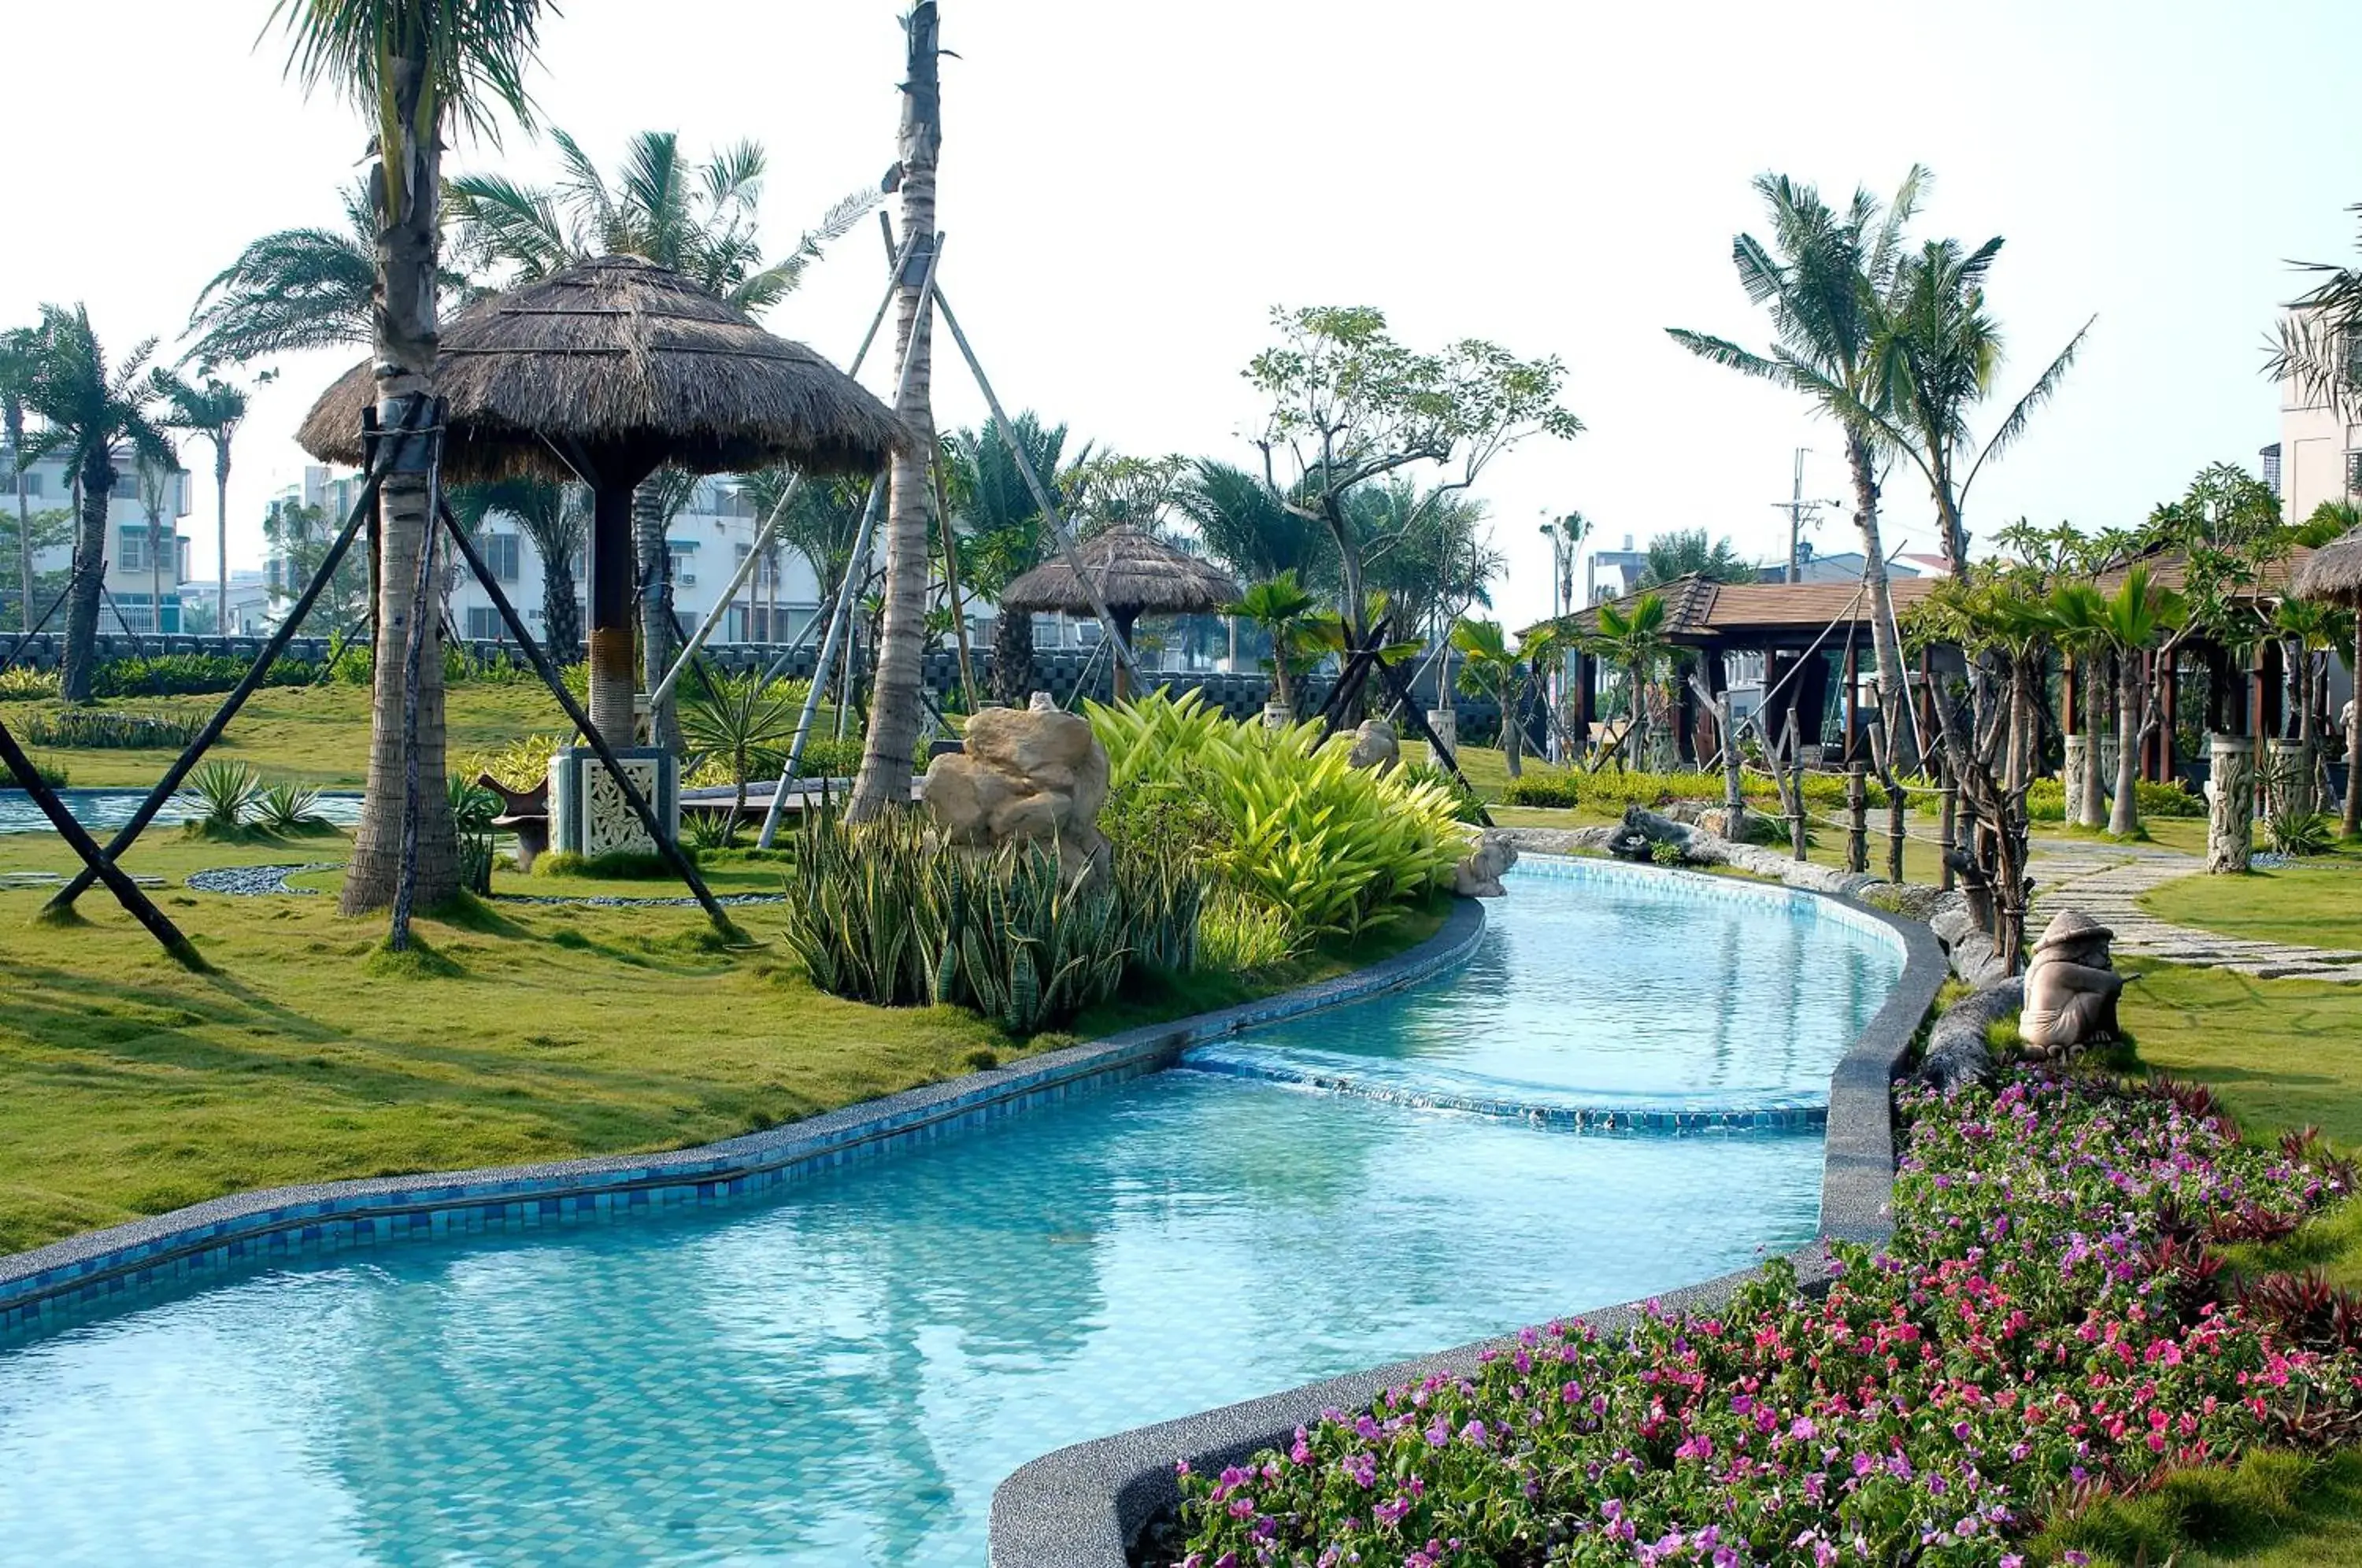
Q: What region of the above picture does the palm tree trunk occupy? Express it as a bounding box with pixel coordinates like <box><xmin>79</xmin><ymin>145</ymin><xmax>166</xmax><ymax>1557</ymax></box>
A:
<box><xmin>1627</xmin><ymin>659</ymin><xmax>1647</xmax><ymax>770</ymax></box>
<box><xmin>634</xmin><ymin>480</ymin><xmax>683</xmax><ymax>752</ymax></box>
<box><xmin>2076</xmin><ymin>653</ymin><xmax>2108</xmax><ymax>827</ymax></box>
<box><xmin>991</xmin><ymin>604</ymin><xmax>1034</xmax><ymax>705</ymax></box>
<box><xmin>850</xmin><ymin>2</ymin><xmax>941</xmax><ymax>820</ymax></box>
<box><xmin>214</xmin><ymin>444</ymin><xmax>231</xmax><ymax>637</ymax></box>
<box><xmin>150</xmin><ymin>512</ymin><xmax>162</xmax><ymax>648</ymax></box>
<box><xmin>343</xmin><ymin>33</ymin><xmax>457</xmax><ymax>915</ymax></box>
<box><xmin>59</xmin><ymin>460</ymin><xmax>110</xmax><ymax>702</ymax></box>
<box><xmin>1502</xmin><ymin>673</ymin><xmax>1523</xmax><ymax>778</ymax></box>
<box><xmin>1844</xmin><ymin>430</ymin><xmax>1915</xmax><ymax>773</ymax></box>
<box><xmin>2108</xmin><ymin>656</ymin><xmax>2142</xmax><ymax>838</ymax></box>
<box><xmin>542</xmin><ymin>550</ymin><xmax>581</xmax><ymax>660</ymax></box>
<box><xmin>2346</xmin><ymin>618</ymin><xmax>2362</xmax><ymax>841</ymax></box>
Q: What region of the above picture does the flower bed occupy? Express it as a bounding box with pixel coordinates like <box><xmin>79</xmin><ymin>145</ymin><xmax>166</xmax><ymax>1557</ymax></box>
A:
<box><xmin>1168</xmin><ymin>1071</ymin><xmax>2362</xmax><ymax>1566</ymax></box>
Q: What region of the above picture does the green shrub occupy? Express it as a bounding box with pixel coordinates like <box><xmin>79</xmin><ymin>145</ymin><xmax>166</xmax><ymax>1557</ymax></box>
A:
<box><xmin>90</xmin><ymin>652</ymin><xmax>320</xmax><ymax>698</ymax></box>
<box><xmin>182</xmin><ymin>760</ymin><xmax>261</xmax><ymax>833</ymax></box>
<box><xmin>0</xmin><ymin>667</ymin><xmax>59</xmax><ymax>701</ymax></box>
<box><xmin>2029</xmin><ymin>775</ymin><xmax>2204</xmax><ymax>823</ymax></box>
<box><xmin>17</xmin><ymin>709</ymin><xmax>206</xmax><ymax>750</ymax></box>
<box><xmin>459</xmin><ymin>732</ymin><xmax>566</xmax><ymax>793</ymax></box>
<box><xmin>1088</xmin><ymin>691</ymin><xmax>1464</xmax><ymax>941</ymax></box>
<box><xmin>535</xmin><ymin>850</ymin><xmax>677</xmax><ymax>879</ymax></box>
<box><xmin>1398</xmin><ymin>760</ymin><xmax>1486</xmax><ymax>824</ymax></box>
<box><xmin>253</xmin><ymin>782</ymin><xmax>331</xmax><ymax>835</ymax></box>
<box><xmin>1501</xmin><ymin>766</ymin><xmax>1884</xmax><ymax>815</ymax></box>
<box><xmin>775</xmin><ymin>805</ymin><xmax>1164</xmax><ymax>1035</ymax></box>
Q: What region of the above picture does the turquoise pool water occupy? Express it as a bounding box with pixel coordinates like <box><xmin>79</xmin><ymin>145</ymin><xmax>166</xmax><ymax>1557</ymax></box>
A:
<box><xmin>0</xmin><ymin>789</ymin><xmax>364</xmax><ymax>836</ymax></box>
<box><xmin>0</xmin><ymin>860</ymin><xmax>1903</xmax><ymax>1566</ymax></box>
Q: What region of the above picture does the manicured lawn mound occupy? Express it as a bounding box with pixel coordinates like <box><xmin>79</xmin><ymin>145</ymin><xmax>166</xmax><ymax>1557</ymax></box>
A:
<box><xmin>2139</xmin><ymin>860</ymin><xmax>2362</xmax><ymax>955</ymax></box>
<box><xmin>2120</xmin><ymin>963</ymin><xmax>2362</xmax><ymax>1148</ymax></box>
<box><xmin>1167</xmin><ymin>1070</ymin><xmax>2362</xmax><ymax>1567</ymax></box>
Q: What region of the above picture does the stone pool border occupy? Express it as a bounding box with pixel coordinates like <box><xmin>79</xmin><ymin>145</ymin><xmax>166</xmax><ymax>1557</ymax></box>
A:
<box><xmin>986</xmin><ymin>858</ymin><xmax>1948</xmax><ymax>1568</ymax></box>
<box><xmin>0</xmin><ymin>899</ymin><xmax>1488</xmax><ymax>1337</ymax></box>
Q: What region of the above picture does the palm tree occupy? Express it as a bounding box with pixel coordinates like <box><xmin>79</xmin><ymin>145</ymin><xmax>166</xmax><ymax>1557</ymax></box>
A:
<box><xmin>851</xmin><ymin>1</ymin><xmax>942</xmax><ymax>820</ymax></box>
<box><xmin>1449</xmin><ymin>618</ymin><xmax>1531</xmax><ymax>775</ymax></box>
<box><xmin>270</xmin><ymin>0</ymin><xmax>548</xmax><ymax>918</ymax></box>
<box><xmin>679</xmin><ymin>667</ymin><xmax>803</xmax><ymax>839</ymax></box>
<box><xmin>2046</xmin><ymin>581</ymin><xmax>2112</xmax><ymax>827</ymax></box>
<box><xmin>1873</xmin><ymin>239</ymin><xmax>2091</xmax><ymax>572</ymax></box>
<box><xmin>1587</xmin><ymin>591</ymin><xmax>1672</xmax><ymax>769</ymax></box>
<box><xmin>183</xmin><ymin>181</ymin><xmax>384</xmax><ymax>367</ymax></box>
<box><xmin>1668</xmin><ymin>168</ymin><xmax>1923</xmax><ymax>769</ymax></box>
<box><xmin>1178</xmin><ymin>459</ymin><xmax>1335</xmax><ymax>587</ymax></box>
<box><xmin>1637</xmin><ymin>528</ymin><xmax>1754</xmax><ymax>589</ymax></box>
<box><xmin>2</xmin><ymin>326</ymin><xmax>39</xmax><ymax>631</ymax></box>
<box><xmin>943</xmin><ymin>411</ymin><xmax>1074</xmax><ymax>705</ymax></box>
<box><xmin>742</xmin><ymin>467</ymin><xmax>866</xmax><ymax>620</ymax></box>
<box><xmin>449</xmin><ymin>475</ymin><xmax>587</xmax><ymax>653</ymax></box>
<box><xmin>1226</xmin><ymin>571</ymin><xmax>1321</xmax><ymax>719</ymax></box>
<box><xmin>18</xmin><ymin>305</ymin><xmax>175</xmax><ymax>701</ymax></box>
<box><xmin>2097</xmin><ymin>565</ymin><xmax>2182</xmax><ymax>838</ymax></box>
<box><xmin>151</xmin><ymin>372</ymin><xmax>253</xmax><ymax>635</ymax></box>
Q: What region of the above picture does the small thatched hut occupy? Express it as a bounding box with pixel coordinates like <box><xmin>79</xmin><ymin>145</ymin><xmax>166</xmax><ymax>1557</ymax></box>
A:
<box><xmin>299</xmin><ymin>254</ymin><xmax>902</xmax><ymax>744</ymax></box>
<box><xmin>2293</xmin><ymin>526</ymin><xmax>2362</xmax><ymax>836</ymax></box>
<box><xmin>998</xmin><ymin>527</ymin><xmax>1239</xmax><ymax>699</ymax></box>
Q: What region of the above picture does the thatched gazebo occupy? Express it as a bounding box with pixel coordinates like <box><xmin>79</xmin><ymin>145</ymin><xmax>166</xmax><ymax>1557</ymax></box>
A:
<box><xmin>998</xmin><ymin>527</ymin><xmax>1238</xmax><ymax>700</ymax></box>
<box><xmin>2293</xmin><ymin>525</ymin><xmax>2362</xmax><ymax>837</ymax></box>
<box><xmin>298</xmin><ymin>254</ymin><xmax>903</xmax><ymax>745</ymax></box>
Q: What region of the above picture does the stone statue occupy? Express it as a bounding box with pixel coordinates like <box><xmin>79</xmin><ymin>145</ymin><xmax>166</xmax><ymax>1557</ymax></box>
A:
<box><xmin>1346</xmin><ymin>718</ymin><xmax>1401</xmax><ymax>775</ymax></box>
<box><xmin>2018</xmin><ymin>908</ymin><xmax>2126</xmax><ymax>1057</ymax></box>
<box><xmin>1452</xmin><ymin>830</ymin><xmax>1519</xmax><ymax>897</ymax></box>
<box><xmin>924</xmin><ymin>703</ymin><xmax>1112</xmax><ymax>882</ymax></box>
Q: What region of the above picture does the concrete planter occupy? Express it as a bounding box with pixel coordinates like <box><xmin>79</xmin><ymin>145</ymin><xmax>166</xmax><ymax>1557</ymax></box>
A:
<box><xmin>548</xmin><ymin>746</ymin><xmax>679</xmax><ymax>857</ymax></box>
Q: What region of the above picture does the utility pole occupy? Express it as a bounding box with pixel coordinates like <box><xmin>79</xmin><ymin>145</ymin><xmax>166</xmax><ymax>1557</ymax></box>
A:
<box><xmin>1773</xmin><ymin>449</ymin><xmax>1842</xmax><ymax>583</ymax></box>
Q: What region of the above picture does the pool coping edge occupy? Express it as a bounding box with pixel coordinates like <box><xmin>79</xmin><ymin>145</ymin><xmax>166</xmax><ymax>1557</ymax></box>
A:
<box><xmin>0</xmin><ymin>898</ymin><xmax>1490</xmax><ymax>1332</ymax></box>
<box><xmin>986</xmin><ymin>864</ymin><xmax>1949</xmax><ymax>1568</ymax></box>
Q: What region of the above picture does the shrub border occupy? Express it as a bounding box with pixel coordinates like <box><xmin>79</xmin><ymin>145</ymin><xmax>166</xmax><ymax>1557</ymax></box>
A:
<box><xmin>985</xmin><ymin>861</ymin><xmax>1947</xmax><ymax>1568</ymax></box>
<box><xmin>0</xmin><ymin>897</ymin><xmax>1487</xmax><ymax>1337</ymax></box>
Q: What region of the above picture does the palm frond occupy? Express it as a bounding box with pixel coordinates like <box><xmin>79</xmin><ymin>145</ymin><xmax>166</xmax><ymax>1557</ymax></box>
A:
<box><xmin>1960</xmin><ymin>314</ymin><xmax>2094</xmax><ymax>502</ymax></box>
<box><xmin>1665</xmin><ymin>328</ymin><xmax>1791</xmax><ymax>386</ymax></box>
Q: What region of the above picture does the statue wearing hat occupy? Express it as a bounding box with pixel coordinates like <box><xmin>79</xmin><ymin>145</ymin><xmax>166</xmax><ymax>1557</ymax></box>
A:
<box><xmin>2019</xmin><ymin>908</ymin><xmax>2126</xmax><ymax>1056</ymax></box>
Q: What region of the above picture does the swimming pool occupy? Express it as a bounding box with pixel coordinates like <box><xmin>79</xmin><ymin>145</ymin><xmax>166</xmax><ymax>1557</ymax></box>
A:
<box><xmin>0</xmin><ymin>788</ymin><xmax>364</xmax><ymax>836</ymax></box>
<box><xmin>0</xmin><ymin>860</ymin><xmax>1905</xmax><ymax>1566</ymax></box>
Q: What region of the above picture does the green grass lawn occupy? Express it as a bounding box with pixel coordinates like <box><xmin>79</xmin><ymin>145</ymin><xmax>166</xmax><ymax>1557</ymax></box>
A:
<box><xmin>2139</xmin><ymin>856</ymin><xmax>2362</xmax><ymax>952</ymax></box>
<box><xmin>0</xmin><ymin>825</ymin><xmax>1438</xmax><ymax>1256</ymax></box>
<box><xmin>13</xmin><ymin>681</ymin><xmax>575</xmax><ymax>789</ymax></box>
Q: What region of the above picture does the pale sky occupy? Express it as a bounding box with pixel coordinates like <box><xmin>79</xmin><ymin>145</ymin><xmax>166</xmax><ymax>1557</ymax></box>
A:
<box><xmin>6</xmin><ymin>0</ymin><xmax>2357</xmax><ymax>630</ymax></box>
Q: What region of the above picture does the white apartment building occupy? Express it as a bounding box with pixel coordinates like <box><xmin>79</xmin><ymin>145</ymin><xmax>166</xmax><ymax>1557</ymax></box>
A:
<box><xmin>2276</xmin><ymin>309</ymin><xmax>2362</xmax><ymax>521</ymax></box>
<box><xmin>1</xmin><ymin>442</ymin><xmax>193</xmax><ymax>632</ymax></box>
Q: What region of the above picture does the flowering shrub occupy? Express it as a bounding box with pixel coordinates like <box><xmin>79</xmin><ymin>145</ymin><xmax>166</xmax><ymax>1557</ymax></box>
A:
<box><xmin>1169</xmin><ymin>1071</ymin><xmax>2362</xmax><ymax>1566</ymax></box>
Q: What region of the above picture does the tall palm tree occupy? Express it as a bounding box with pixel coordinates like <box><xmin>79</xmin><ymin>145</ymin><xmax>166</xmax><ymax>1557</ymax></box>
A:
<box><xmin>269</xmin><ymin>0</ymin><xmax>548</xmax><ymax>917</ymax></box>
<box><xmin>151</xmin><ymin>371</ymin><xmax>253</xmax><ymax>635</ymax></box>
<box><xmin>1177</xmin><ymin>459</ymin><xmax>1335</xmax><ymax>587</ymax></box>
<box><xmin>450</xmin><ymin>128</ymin><xmax>876</xmax><ymax>749</ymax></box>
<box><xmin>18</xmin><ymin>305</ymin><xmax>175</xmax><ymax>701</ymax></box>
<box><xmin>1668</xmin><ymin>168</ymin><xmax>1923</xmax><ymax>769</ymax></box>
<box><xmin>1586</xmin><ymin>591</ymin><xmax>1672</xmax><ymax>769</ymax></box>
<box><xmin>943</xmin><ymin>410</ymin><xmax>1073</xmax><ymax>705</ymax></box>
<box><xmin>1873</xmin><ymin>238</ymin><xmax>2091</xmax><ymax>573</ymax></box>
<box><xmin>852</xmin><ymin>1</ymin><xmax>943</xmax><ymax>820</ymax></box>
<box><xmin>2</xmin><ymin>326</ymin><xmax>39</xmax><ymax>631</ymax></box>
<box><xmin>2097</xmin><ymin>565</ymin><xmax>2182</xmax><ymax>838</ymax></box>
<box><xmin>448</xmin><ymin>474</ymin><xmax>587</xmax><ymax>653</ymax></box>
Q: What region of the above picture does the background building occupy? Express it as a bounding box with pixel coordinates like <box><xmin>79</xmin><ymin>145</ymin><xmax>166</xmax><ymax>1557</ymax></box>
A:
<box><xmin>0</xmin><ymin>441</ymin><xmax>192</xmax><ymax>632</ymax></box>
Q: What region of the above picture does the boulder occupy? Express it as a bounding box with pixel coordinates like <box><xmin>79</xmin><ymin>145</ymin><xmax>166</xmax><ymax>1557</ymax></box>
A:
<box><xmin>1347</xmin><ymin>718</ymin><xmax>1401</xmax><ymax>776</ymax></box>
<box><xmin>1453</xmin><ymin>830</ymin><xmax>1520</xmax><ymax>897</ymax></box>
<box><xmin>924</xmin><ymin>703</ymin><xmax>1112</xmax><ymax>882</ymax></box>
<box><xmin>2020</xmin><ymin>908</ymin><xmax>2126</xmax><ymax>1058</ymax></box>
<box><xmin>1919</xmin><ymin>976</ymin><xmax>2023</xmax><ymax>1093</ymax></box>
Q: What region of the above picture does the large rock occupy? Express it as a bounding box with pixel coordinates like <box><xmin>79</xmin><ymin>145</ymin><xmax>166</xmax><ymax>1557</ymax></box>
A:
<box><xmin>1347</xmin><ymin>718</ymin><xmax>1401</xmax><ymax>776</ymax></box>
<box><xmin>2019</xmin><ymin>908</ymin><xmax>2126</xmax><ymax>1057</ymax></box>
<box><xmin>1453</xmin><ymin>830</ymin><xmax>1520</xmax><ymax>897</ymax></box>
<box><xmin>924</xmin><ymin>701</ymin><xmax>1111</xmax><ymax>881</ymax></box>
<box><xmin>1920</xmin><ymin>977</ymin><xmax>2023</xmax><ymax>1092</ymax></box>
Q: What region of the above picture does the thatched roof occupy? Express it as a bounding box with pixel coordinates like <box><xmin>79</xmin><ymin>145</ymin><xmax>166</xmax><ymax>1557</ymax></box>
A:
<box><xmin>2293</xmin><ymin>527</ymin><xmax>2362</xmax><ymax>605</ymax></box>
<box><xmin>998</xmin><ymin>527</ymin><xmax>1240</xmax><ymax>617</ymax></box>
<box><xmin>297</xmin><ymin>255</ymin><xmax>904</xmax><ymax>485</ymax></box>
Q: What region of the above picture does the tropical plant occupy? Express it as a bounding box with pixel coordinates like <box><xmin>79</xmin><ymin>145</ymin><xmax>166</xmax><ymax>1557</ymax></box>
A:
<box><xmin>18</xmin><ymin>708</ymin><xmax>205</xmax><ymax>749</ymax></box>
<box><xmin>1637</xmin><ymin>528</ymin><xmax>1755</xmax><ymax>588</ymax></box>
<box><xmin>1225</xmin><ymin>571</ymin><xmax>1323</xmax><ymax>716</ymax></box>
<box><xmin>942</xmin><ymin>412</ymin><xmax>1077</xmax><ymax>706</ymax></box>
<box><xmin>1246</xmin><ymin>305</ymin><xmax>1580</xmax><ymax>647</ymax></box>
<box><xmin>152</xmin><ymin>371</ymin><xmax>254</xmax><ymax>634</ymax></box>
<box><xmin>1586</xmin><ymin>591</ymin><xmax>1673</xmax><ymax>769</ymax></box>
<box><xmin>0</xmin><ymin>506</ymin><xmax>72</xmax><ymax>635</ymax></box>
<box><xmin>0</xmin><ymin>667</ymin><xmax>60</xmax><ymax>701</ymax></box>
<box><xmin>1087</xmin><ymin>690</ymin><xmax>1464</xmax><ymax>941</ymax></box>
<box><xmin>1195</xmin><ymin>887</ymin><xmax>1301</xmax><ymax>971</ymax></box>
<box><xmin>268</xmin><ymin>0</ymin><xmax>549</xmax><ymax>920</ymax></box>
<box><xmin>1177</xmin><ymin>459</ymin><xmax>1336</xmax><ymax>589</ymax></box>
<box><xmin>261</xmin><ymin>494</ymin><xmax>373</xmax><ymax>634</ymax></box>
<box><xmin>183</xmin><ymin>181</ymin><xmax>391</xmax><ymax>366</ymax></box>
<box><xmin>1397</xmin><ymin>760</ymin><xmax>1485</xmax><ymax>825</ymax></box>
<box><xmin>679</xmin><ymin>667</ymin><xmax>804</xmax><ymax>838</ymax></box>
<box><xmin>2</xmin><ymin>324</ymin><xmax>41</xmax><ymax>632</ymax></box>
<box><xmin>448</xmin><ymin>474</ymin><xmax>588</xmax><ymax>653</ymax></box>
<box><xmin>182</xmin><ymin>760</ymin><xmax>262</xmax><ymax>834</ymax></box>
<box><xmin>2045</xmin><ymin>579</ymin><xmax>2113</xmax><ymax>827</ymax></box>
<box><xmin>1450</xmin><ymin>618</ymin><xmax>1527</xmax><ymax>775</ymax></box>
<box><xmin>2097</xmin><ymin>564</ymin><xmax>2184</xmax><ymax>838</ymax></box>
<box><xmin>1668</xmin><ymin>168</ymin><xmax>1923</xmax><ymax>768</ymax></box>
<box><xmin>254</xmin><ymin>782</ymin><xmax>333</xmax><ymax>834</ymax></box>
<box><xmin>459</xmin><ymin>730</ymin><xmax>566</xmax><ymax>793</ymax></box>
<box><xmin>17</xmin><ymin>305</ymin><xmax>176</xmax><ymax>701</ymax></box>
